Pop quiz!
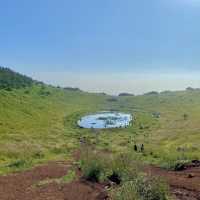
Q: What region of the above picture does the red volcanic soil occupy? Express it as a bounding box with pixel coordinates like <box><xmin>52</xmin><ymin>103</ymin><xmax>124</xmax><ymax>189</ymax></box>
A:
<box><xmin>0</xmin><ymin>160</ymin><xmax>199</xmax><ymax>200</ymax></box>
<box><xmin>0</xmin><ymin>161</ymin><xmax>107</xmax><ymax>200</ymax></box>
<box><xmin>146</xmin><ymin>163</ymin><xmax>200</xmax><ymax>200</ymax></box>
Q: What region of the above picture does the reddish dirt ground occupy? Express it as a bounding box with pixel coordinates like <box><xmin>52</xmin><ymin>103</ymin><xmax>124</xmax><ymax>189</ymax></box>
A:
<box><xmin>0</xmin><ymin>160</ymin><xmax>200</xmax><ymax>200</ymax></box>
<box><xmin>146</xmin><ymin>164</ymin><xmax>200</xmax><ymax>200</ymax></box>
<box><xmin>0</xmin><ymin>161</ymin><xmax>107</xmax><ymax>200</ymax></box>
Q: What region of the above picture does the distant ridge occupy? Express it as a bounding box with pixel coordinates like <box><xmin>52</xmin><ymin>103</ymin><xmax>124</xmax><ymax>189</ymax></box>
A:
<box><xmin>118</xmin><ymin>93</ymin><xmax>134</xmax><ymax>97</ymax></box>
<box><xmin>63</xmin><ymin>87</ymin><xmax>82</xmax><ymax>92</ymax></box>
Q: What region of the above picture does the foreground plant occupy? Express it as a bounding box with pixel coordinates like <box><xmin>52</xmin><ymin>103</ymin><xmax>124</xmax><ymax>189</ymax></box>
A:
<box><xmin>79</xmin><ymin>146</ymin><xmax>108</xmax><ymax>182</ymax></box>
<box><xmin>79</xmin><ymin>147</ymin><xmax>171</xmax><ymax>200</ymax></box>
<box><xmin>112</xmin><ymin>176</ymin><xmax>170</xmax><ymax>200</ymax></box>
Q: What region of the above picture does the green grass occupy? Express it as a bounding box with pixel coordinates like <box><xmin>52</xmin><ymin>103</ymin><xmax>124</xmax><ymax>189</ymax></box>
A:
<box><xmin>79</xmin><ymin>147</ymin><xmax>171</xmax><ymax>200</ymax></box>
<box><xmin>112</xmin><ymin>176</ymin><xmax>170</xmax><ymax>200</ymax></box>
<box><xmin>0</xmin><ymin>85</ymin><xmax>107</xmax><ymax>174</ymax></box>
<box><xmin>1</xmin><ymin>82</ymin><xmax>200</xmax><ymax>174</ymax></box>
<box><xmin>34</xmin><ymin>169</ymin><xmax>77</xmax><ymax>187</ymax></box>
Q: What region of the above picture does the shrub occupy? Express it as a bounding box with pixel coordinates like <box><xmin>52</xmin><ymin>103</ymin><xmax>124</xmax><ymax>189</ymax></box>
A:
<box><xmin>112</xmin><ymin>181</ymin><xmax>139</xmax><ymax>200</ymax></box>
<box><xmin>39</xmin><ymin>89</ymin><xmax>51</xmax><ymax>96</ymax></box>
<box><xmin>109</xmin><ymin>152</ymin><xmax>140</xmax><ymax>182</ymax></box>
<box><xmin>134</xmin><ymin>175</ymin><xmax>169</xmax><ymax>200</ymax></box>
<box><xmin>7</xmin><ymin>159</ymin><xmax>26</xmax><ymax>168</ymax></box>
<box><xmin>79</xmin><ymin>148</ymin><xmax>107</xmax><ymax>182</ymax></box>
<box><xmin>112</xmin><ymin>176</ymin><xmax>170</xmax><ymax>200</ymax></box>
<box><xmin>33</xmin><ymin>151</ymin><xmax>45</xmax><ymax>159</ymax></box>
<box><xmin>159</xmin><ymin>153</ymin><xmax>190</xmax><ymax>171</ymax></box>
<box><xmin>24</xmin><ymin>90</ymin><xmax>30</xmax><ymax>94</ymax></box>
<box><xmin>183</xmin><ymin>113</ymin><xmax>188</xmax><ymax>120</ymax></box>
<box><xmin>139</xmin><ymin>123</ymin><xmax>145</xmax><ymax>129</ymax></box>
<box><xmin>7</xmin><ymin>159</ymin><xmax>32</xmax><ymax>170</ymax></box>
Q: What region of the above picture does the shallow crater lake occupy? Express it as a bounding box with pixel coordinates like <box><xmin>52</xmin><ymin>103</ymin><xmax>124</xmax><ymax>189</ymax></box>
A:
<box><xmin>78</xmin><ymin>111</ymin><xmax>132</xmax><ymax>129</ymax></box>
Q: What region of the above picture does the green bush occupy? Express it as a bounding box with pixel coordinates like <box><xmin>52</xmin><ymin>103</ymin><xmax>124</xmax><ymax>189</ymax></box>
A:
<box><xmin>109</xmin><ymin>152</ymin><xmax>140</xmax><ymax>182</ymax></box>
<box><xmin>79</xmin><ymin>148</ymin><xmax>107</xmax><ymax>182</ymax></box>
<box><xmin>113</xmin><ymin>181</ymin><xmax>139</xmax><ymax>200</ymax></box>
<box><xmin>159</xmin><ymin>153</ymin><xmax>190</xmax><ymax>171</ymax></box>
<box><xmin>7</xmin><ymin>159</ymin><xmax>27</xmax><ymax>168</ymax></box>
<box><xmin>108</xmin><ymin>152</ymin><xmax>170</xmax><ymax>200</ymax></box>
<box><xmin>82</xmin><ymin>159</ymin><xmax>102</xmax><ymax>182</ymax></box>
<box><xmin>7</xmin><ymin>159</ymin><xmax>32</xmax><ymax>170</ymax></box>
<box><xmin>112</xmin><ymin>175</ymin><xmax>170</xmax><ymax>200</ymax></box>
<box><xmin>134</xmin><ymin>175</ymin><xmax>170</xmax><ymax>200</ymax></box>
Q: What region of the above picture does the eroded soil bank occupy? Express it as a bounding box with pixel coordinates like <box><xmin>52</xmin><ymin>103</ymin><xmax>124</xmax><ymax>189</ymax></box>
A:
<box><xmin>0</xmin><ymin>160</ymin><xmax>200</xmax><ymax>200</ymax></box>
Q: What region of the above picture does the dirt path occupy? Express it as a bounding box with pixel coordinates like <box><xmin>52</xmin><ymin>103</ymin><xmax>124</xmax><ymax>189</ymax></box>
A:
<box><xmin>0</xmin><ymin>161</ymin><xmax>107</xmax><ymax>200</ymax></box>
<box><xmin>0</xmin><ymin>160</ymin><xmax>200</xmax><ymax>200</ymax></box>
<box><xmin>146</xmin><ymin>164</ymin><xmax>200</xmax><ymax>200</ymax></box>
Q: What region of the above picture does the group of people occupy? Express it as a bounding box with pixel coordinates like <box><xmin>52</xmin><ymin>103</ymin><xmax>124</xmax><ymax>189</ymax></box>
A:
<box><xmin>134</xmin><ymin>144</ymin><xmax>144</xmax><ymax>152</ymax></box>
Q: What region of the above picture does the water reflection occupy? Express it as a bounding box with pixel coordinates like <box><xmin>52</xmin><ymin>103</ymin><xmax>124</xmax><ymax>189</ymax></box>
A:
<box><xmin>78</xmin><ymin>111</ymin><xmax>132</xmax><ymax>129</ymax></box>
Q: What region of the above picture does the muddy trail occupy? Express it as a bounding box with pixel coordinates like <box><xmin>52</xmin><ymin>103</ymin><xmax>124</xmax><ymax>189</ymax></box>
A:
<box><xmin>0</xmin><ymin>160</ymin><xmax>199</xmax><ymax>200</ymax></box>
<box><xmin>146</xmin><ymin>162</ymin><xmax>200</xmax><ymax>200</ymax></box>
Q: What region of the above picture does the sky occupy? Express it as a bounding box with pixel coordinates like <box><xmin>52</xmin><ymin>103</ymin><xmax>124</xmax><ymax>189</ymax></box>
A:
<box><xmin>1</xmin><ymin>0</ymin><xmax>200</xmax><ymax>94</ymax></box>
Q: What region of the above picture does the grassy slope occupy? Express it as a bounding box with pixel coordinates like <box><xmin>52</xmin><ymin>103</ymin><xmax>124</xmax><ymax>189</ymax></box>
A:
<box><xmin>102</xmin><ymin>90</ymin><xmax>200</xmax><ymax>168</ymax></box>
<box><xmin>1</xmin><ymin>83</ymin><xmax>200</xmax><ymax>174</ymax></box>
<box><xmin>0</xmin><ymin>85</ymin><xmax>107</xmax><ymax>174</ymax></box>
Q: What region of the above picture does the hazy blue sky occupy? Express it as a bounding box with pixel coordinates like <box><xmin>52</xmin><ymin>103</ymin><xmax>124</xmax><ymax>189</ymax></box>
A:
<box><xmin>1</xmin><ymin>0</ymin><xmax>200</xmax><ymax>94</ymax></box>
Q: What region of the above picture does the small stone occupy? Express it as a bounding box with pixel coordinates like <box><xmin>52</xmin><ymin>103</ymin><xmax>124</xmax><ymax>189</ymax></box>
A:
<box><xmin>104</xmin><ymin>186</ymin><xmax>110</xmax><ymax>190</ymax></box>
<box><xmin>187</xmin><ymin>173</ymin><xmax>194</xmax><ymax>178</ymax></box>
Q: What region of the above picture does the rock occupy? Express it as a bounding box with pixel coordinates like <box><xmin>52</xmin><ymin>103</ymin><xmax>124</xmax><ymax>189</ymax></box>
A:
<box><xmin>187</xmin><ymin>173</ymin><xmax>194</xmax><ymax>178</ymax></box>
<box><xmin>192</xmin><ymin>160</ymin><xmax>200</xmax><ymax>166</ymax></box>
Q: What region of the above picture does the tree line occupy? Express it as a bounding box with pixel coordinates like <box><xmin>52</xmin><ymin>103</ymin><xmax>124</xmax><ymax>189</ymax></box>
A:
<box><xmin>0</xmin><ymin>67</ymin><xmax>34</xmax><ymax>90</ymax></box>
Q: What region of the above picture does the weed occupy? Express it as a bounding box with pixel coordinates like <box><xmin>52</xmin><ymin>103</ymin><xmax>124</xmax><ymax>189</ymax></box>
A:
<box><xmin>35</xmin><ymin>169</ymin><xmax>76</xmax><ymax>187</ymax></box>
<box><xmin>79</xmin><ymin>148</ymin><xmax>107</xmax><ymax>182</ymax></box>
<box><xmin>112</xmin><ymin>175</ymin><xmax>170</xmax><ymax>200</ymax></box>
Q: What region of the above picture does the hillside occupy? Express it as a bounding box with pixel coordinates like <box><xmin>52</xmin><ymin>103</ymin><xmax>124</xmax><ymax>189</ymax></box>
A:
<box><xmin>0</xmin><ymin>68</ymin><xmax>108</xmax><ymax>174</ymax></box>
<box><xmin>1</xmin><ymin>69</ymin><xmax>200</xmax><ymax>174</ymax></box>
<box><xmin>1</xmin><ymin>68</ymin><xmax>200</xmax><ymax>199</ymax></box>
<box><xmin>0</xmin><ymin>67</ymin><xmax>35</xmax><ymax>90</ymax></box>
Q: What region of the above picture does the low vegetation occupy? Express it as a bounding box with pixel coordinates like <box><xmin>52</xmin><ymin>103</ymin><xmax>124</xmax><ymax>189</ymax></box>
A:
<box><xmin>79</xmin><ymin>146</ymin><xmax>171</xmax><ymax>200</ymax></box>
<box><xmin>113</xmin><ymin>177</ymin><xmax>170</xmax><ymax>200</ymax></box>
<box><xmin>34</xmin><ymin>169</ymin><xmax>76</xmax><ymax>187</ymax></box>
